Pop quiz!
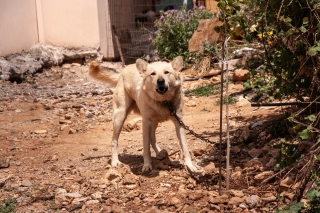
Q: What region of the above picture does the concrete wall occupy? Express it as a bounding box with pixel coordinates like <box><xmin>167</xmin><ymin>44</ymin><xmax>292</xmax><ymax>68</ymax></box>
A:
<box><xmin>0</xmin><ymin>0</ymin><xmax>39</xmax><ymax>56</ymax></box>
<box><xmin>38</xmin><ymin>0</ymin><xmax>100</xmax><ymax>47</ymax></box>
<box><xmin>0</xmin><ymin>0</ymin><xmax>100</xmax><ymax>56</ymax></box>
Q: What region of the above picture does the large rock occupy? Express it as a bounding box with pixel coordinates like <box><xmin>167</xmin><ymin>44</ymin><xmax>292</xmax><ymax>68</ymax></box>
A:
<box><xmin>188</xmin><ymin>18</ymin><xmax>223</xmax><ymax>53</ymax></box>
<box><xmin>0</xmin><ymin>44</ymin><xmax>102</xmax><ymax>81</ymax></box>
<box><xmin>233</xmin><ymin>69</ymin><xmax>250</xmax><ymax>81</ymax></box>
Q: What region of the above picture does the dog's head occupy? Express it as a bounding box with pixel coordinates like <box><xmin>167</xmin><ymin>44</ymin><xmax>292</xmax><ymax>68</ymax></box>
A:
<box><xmin>136</xmin><ymin>56</ymin><xmax>184</xmax><ymax>101</ymax></box>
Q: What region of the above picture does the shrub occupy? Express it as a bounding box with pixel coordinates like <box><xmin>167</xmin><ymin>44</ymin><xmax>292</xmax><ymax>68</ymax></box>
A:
<box><xmin>152</xmin><ymin>4</ymin><xmax>215</xmax><ymax>63</ymax></box>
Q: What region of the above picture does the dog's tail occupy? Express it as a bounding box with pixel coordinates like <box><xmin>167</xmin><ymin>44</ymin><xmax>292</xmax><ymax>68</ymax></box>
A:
<box><xmin>89</xmin><ymin>61</ymin><xmax>119</xmax><ymax>87</ymax></box>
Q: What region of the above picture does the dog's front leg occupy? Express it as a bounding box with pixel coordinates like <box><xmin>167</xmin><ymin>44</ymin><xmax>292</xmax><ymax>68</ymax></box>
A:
<box><xmin>150</xmin><ymin>121</ymin><xmax>161</xmax><ymax>155</ymax></box>
<box><xmin>172</xmin><ymin>118</ymin><xmax>198</xmax><ymax>172</ymax></box>
<box><xmin>142</xmin><ymin>119</ymin><xmax>153</xmax><ymax>171</ymax></box>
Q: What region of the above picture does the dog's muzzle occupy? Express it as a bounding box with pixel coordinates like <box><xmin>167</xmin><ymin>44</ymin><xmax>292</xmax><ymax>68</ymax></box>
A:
<box><xmin>156</xmin><ymin>78</ymin><xmax>168</xmax><ymax>94</ymax></box>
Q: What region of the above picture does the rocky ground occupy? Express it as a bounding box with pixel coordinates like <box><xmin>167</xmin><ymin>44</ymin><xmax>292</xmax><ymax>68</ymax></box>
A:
<box><xmin>0</xmin><ymin>62</ymin><xmax>296</xmax><ymax>213</ymax></box>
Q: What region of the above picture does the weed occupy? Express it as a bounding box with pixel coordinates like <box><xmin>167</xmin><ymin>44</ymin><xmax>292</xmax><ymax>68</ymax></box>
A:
<box><xmin>185</xmin><ymin>84</ymin><xmax>220</xmax><ymax>97</ymax></box>
<box><xmin>201</xmin><ymin>107</ymin><xmax>211</xmax><ymax>112</ymax></box>
<box><xmin>215</xmin><ymin>96</ymin><xmax>238</xmax><ymax>105</ymax></box>
<box><xmin>0</xmin><ymin>197</ymin><xmax>17</xmax><ymax>213</ymax></box>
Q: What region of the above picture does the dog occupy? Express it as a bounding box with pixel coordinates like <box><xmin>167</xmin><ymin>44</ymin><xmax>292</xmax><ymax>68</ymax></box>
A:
<box><xmin>89</xmin><ymin>57</ymin><xmax>197</xmax><ymax>172</ymax></box>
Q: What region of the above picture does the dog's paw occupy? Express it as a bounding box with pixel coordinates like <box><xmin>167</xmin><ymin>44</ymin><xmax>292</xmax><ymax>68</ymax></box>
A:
<box><xmin>111</xmin><ymin>159</ymin><xmax>122</xmax><ymax>167</ymax></box>
<box><xmin>142</xmin><ymin>163</ymin><xmax>152</xmax><ymax>172</ymax></box>
<box><xmin>185</xmin><ymin>162</ymin><xmax>200</xmax><ymax>173</ymax></box>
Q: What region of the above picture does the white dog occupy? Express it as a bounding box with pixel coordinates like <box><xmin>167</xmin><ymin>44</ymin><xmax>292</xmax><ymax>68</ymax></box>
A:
<box><xmin>89</xmin><ymin>57</ymin><xmax>197</xmax><ymax>172</ymax></box>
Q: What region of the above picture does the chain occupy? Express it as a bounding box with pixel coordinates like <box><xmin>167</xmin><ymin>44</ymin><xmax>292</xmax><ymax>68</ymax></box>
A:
<box><xmin>164</xmin><ymin>101</ymin><xmax>216</xmax><ymax>144</ymax></box>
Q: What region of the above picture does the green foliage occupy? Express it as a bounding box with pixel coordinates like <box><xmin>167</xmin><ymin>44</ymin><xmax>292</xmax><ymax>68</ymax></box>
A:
<box><xmin>0</xmin><ymin>197</ymin><xmax>17</xmax><ymax>213</ymax></box>
<box><xmin>215</xmin><ymin>96</ymin><xmax>238</xmax><ymax>105</ymax></box>
<box><xmin>277</xmin><ymin>182</ymin><xmax>320</xmax><ymax>213</ymax></box>
<box><xmin>243</xmin><ymin>0</ymin><xmax>318</xmax><ymax>103</ymax></box>
<box><xmin>276</xmin><ymin>200</ymin><xmax>304</xmax><ymax>213</ymax></box>
<box><xmin>152</xmin><ymin>4</ymin><xmax>215</xmax><ymax>62</ymax></box>
<box><xmin>185</xmin><ymin>84</ymin><xmax>220</xmax><ymax>97</ymax></box>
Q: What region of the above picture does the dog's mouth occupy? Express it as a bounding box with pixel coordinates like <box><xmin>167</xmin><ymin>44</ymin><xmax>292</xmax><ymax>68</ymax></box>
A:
<box><xmin>156</xmin><ymin>86</ymin><xmax>168</xmax><ymax>94</ymax></box>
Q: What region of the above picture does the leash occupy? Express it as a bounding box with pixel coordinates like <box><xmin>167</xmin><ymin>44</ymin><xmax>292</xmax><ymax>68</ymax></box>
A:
<box><xmin>163</xmin><ymin>101</ymin><xmax>216</xmax><ymax>145</ymax></box>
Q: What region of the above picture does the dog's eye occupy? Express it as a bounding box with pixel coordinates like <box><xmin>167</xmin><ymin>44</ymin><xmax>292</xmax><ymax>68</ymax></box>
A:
<box><xmin>164</xmin><ymin>71</ymin><xmax>170</xmax><ymax>74</ymax></box>
<box><xmin>150</xmin><ymin>72</ymin><xmax>156</xmax><ymax>76</ymax></box>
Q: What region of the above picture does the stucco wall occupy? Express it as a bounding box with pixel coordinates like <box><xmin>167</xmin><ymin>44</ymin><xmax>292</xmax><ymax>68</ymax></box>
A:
<box><xmin>0</xmin><ymin>0</ymin><xmax>100</xmax><ymax>56</ymax></box>
<box><xmin>39</xmin><ymin>0</ymin><xmax>100</xmax><ymax>47</ymax></box>
<box><xmin>0</xmin><ymin>0</ymin><xmax>38</xmax><ymax>56</ymax></box>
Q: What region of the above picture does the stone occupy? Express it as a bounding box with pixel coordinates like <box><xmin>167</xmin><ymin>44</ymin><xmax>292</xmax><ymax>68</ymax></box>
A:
<box><xmin>188</xmin><ymin>190</ymin><xmax>204</xmax><ymax>201</ymax></box>
<box><xmin>111</xmin><ymin>204</ymin><xmax>124</xmax><ymax>213</ymax></box>
<box><xmin>0</xmin><ymin>159</ymin><xmax>10</xmax><ymax>169</ymax></box>
<box><xmin>214</xmin><ymin>59</ymin><xmax>241</xmax><ymax>71</ymax></box>
<box><xmin>65</xmin><ymin>192</ymin><xmax>82</xmax><ymax>198</ymax></box>
<box><xmin>237</xmin><ymin>99</ymin><xmax>251</xmax><ymax>108</ymax></box>
<box><xmin>168</xmin><ymin>197</ymin><xmax>180</xmax><ymax>206</ymax></box>
<box><xmin>123</xmin><ymin>174</ymin><xmax>136</xmax><ymax>185</ymax></box>
<box><xmin>280</xmin><ymin>176</ymin><xmax>295</xmax><ymax>188</ymax></box>
<box><xmin>147</xmin><ymin>206</ymin><xmax>161</xmax><ymax>213</ymax></box>
<box><xmin>125</xmin><ymin>184</ymin><xmax>137</xmax><ymax>190</ymax></box>
<box><xmin>56</xmin><ymin>188</ymin><xmax>67</xmax><ymax>195</ymax></box>
<box><xmin>124</xmin><ymin>117</ymin><xmax>142</xmax><ymax>131</ymax></box>
<box><xmin>188</xmin><ymin>17</ymin><xmax>223</xmax><ymax>53</ymax></box>
<box><xmin>254</xmin><ymin>171</ymin><xmax>274</xmax><ymax>180</ymax></box>
<box><xmin>126</xmin><ymin>190</ymin><xmax>140</xmax><ymax>199</ymax></box>
<box><xmin>156</xmin><ymin>149</ymin><xmax>169</xmax><ymax>160</ymax></box>
<box><xmin>245</xmin><ymin>195</ymin><xmax>260</xmax><ymax>208</ymax></box>
<box><xmin>265</xmin><ymin>158</ymin><xmax>276</xmax><ymax>167</ymax></box>
<box><xmin>204</xmin><ymin>162</ymin><xmax>216</xmax><ymax>173</ymax></box>
<box><xmin>244</xmin><ymin>159</ymin><xmax>263</xmax><ymax>171</ymax></box>
<box><xmin>248</xmin><ymin>148</ymin><xmax>263</xmax><ymax>158</ymax></box>
<box><xmin>31</xmin><ymin>130</ymin><xmax>47</xmax><ymax>134</ymax></box>
<box><xmin>85</xmin><ymin>199</ymin><xmax>99</xmax><ymax>205</ymax></box>
<box><xmin>153</xmin><ymin>160</ymin><xmax>169</xmax><ymax>170</ymax></box>
<box><xmin>0</xmin><ymin>178</ymin><xmax>6</xmax><ymax>187</ymax></box>
<box><xmin>230</xmin><ymin>146</ymin><xmax>241</xmax><ymax>154</ymax></box>
<box><xmin>91</xmin><ymin>191</ymin><xmax>102</xmax><ymax>199</ymax></box>
<box><xmin>59</xmin><ymin>119</ymin><xmax>72</xmax><ymax>124</ymax></box>
<box><xmin>193</xmin><ymin>148</ymin><xmax>206</xmax><ymax>156</ymax></box>
<box><xmin>233</xmin><ymin>69</ymin><xmax>250</xmax><ymax>81</ymax></box>
<box><xmin>209</xmin><ymin>195</ymin><xmax>229</xmax><ymax>204</ymax></box>
<box><xmin>0</xmin><ymin>44</ymin><xmax>65</xmax><ymax>81</ymax></box>
<box><xmin>185</xmin><ymin>100</ymin><xmax>197</xmax><ymax>107</ymax></box>
<box><xmin>269</xmin><ymin>149</ymin><xmax>280</xmax><ymax>158</ymax></box>
<box><xmin>228</xmin><ymin>197</ymin><xmax>244</xmax><ymax>206</ymax></box>
<box><xmin>229</xmin><ymin>190</ymin><xmax>244</xmax><ymax>197</ymax></box>
<box><xmin>105</xmin><ymin>168</ymin><xmax>121</xmax><ymax>182</ymax></box>
<box><xmin>55</xmin><ymin>194</ymin><xmax>67</xmax><ymax>206</ymax></box>
<box><xmin>240</xmin><ymin>126</ymin><xmax>250</xmax><ymax>141</ymax></box>
<box><xmin>21</xmin><ymin>179</ymin><xmax>32</xmax><ymax>187</ymax></box>
<box><xmin>261</xmin><ymin>193</ymin><xmax>276</xmax><ymax>202</ymax></box>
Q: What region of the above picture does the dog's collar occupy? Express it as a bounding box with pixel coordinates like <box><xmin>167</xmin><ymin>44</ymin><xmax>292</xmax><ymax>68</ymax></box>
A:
<box><xmin>162</xmin><ymin>100</ymin><xmax>176</xmax><ymax>116</ymax></box>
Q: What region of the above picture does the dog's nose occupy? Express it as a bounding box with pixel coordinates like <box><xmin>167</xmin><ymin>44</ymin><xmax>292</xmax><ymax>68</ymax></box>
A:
<box><xmin>157</xmin><ymin>78</ymin><xmax>165</xmax><ymax>85</ymax></box>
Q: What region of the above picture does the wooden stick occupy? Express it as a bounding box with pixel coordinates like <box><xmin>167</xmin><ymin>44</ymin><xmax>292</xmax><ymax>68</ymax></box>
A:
<box><xmin>112</xmin><ymin>25</ymin><xmax>125</xmax><ymax>66</ymax></box>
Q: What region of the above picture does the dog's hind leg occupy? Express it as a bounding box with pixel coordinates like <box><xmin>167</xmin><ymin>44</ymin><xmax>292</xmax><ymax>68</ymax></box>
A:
<box><xmin>111</xmin><ymin>107</ymin><xmax>127</xmax><ymax>167</ymax></box>
<box><xmin>111</xmin><ymin>90</ymin><xmax>133</xmax><ymax>167</ymax></box>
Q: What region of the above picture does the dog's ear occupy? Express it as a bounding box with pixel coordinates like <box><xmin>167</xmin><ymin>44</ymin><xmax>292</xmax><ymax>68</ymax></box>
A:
<box><xmin>136</xmin><ymin>59</ymin><xmax>148</xmax><ymax>74</ymax></box>
<box><xmin>171</xmin><ymin>56</ymin><xmax>184</xmax><ymax>72</ymax></box>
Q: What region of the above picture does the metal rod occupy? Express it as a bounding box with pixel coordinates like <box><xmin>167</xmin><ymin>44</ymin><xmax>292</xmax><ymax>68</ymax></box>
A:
<box><xmin>251</xmin><ymin>102</ymin><xmax>301</xmax><ymax>107</ymax></box>
<box><xmin>224</xmin><ymin>39</ymin><xmax>230</xmax><ymax>193</ymax></box>
<box><xmin>218</xmin><ymin>11</ymin><xmax>225</xmax><ymax>195</ymax></box>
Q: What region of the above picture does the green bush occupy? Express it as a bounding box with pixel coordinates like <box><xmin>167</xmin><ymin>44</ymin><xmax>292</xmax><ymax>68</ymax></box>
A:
<box><xmin>0</xmin><ymin>197</ymin><xmax>17</xmax><ymax>213</ymax></box>
<box><xmin>152</xmin><ymin>4</ymin><xmax>215</xmax><ymax>63</ymax></box>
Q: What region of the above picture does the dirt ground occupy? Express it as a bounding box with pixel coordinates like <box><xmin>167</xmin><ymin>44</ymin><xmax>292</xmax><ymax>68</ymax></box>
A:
<box><xmin>0</xmin><ymin>62</ymin><xmax>290</xmax><ymax>212</ymax></box>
